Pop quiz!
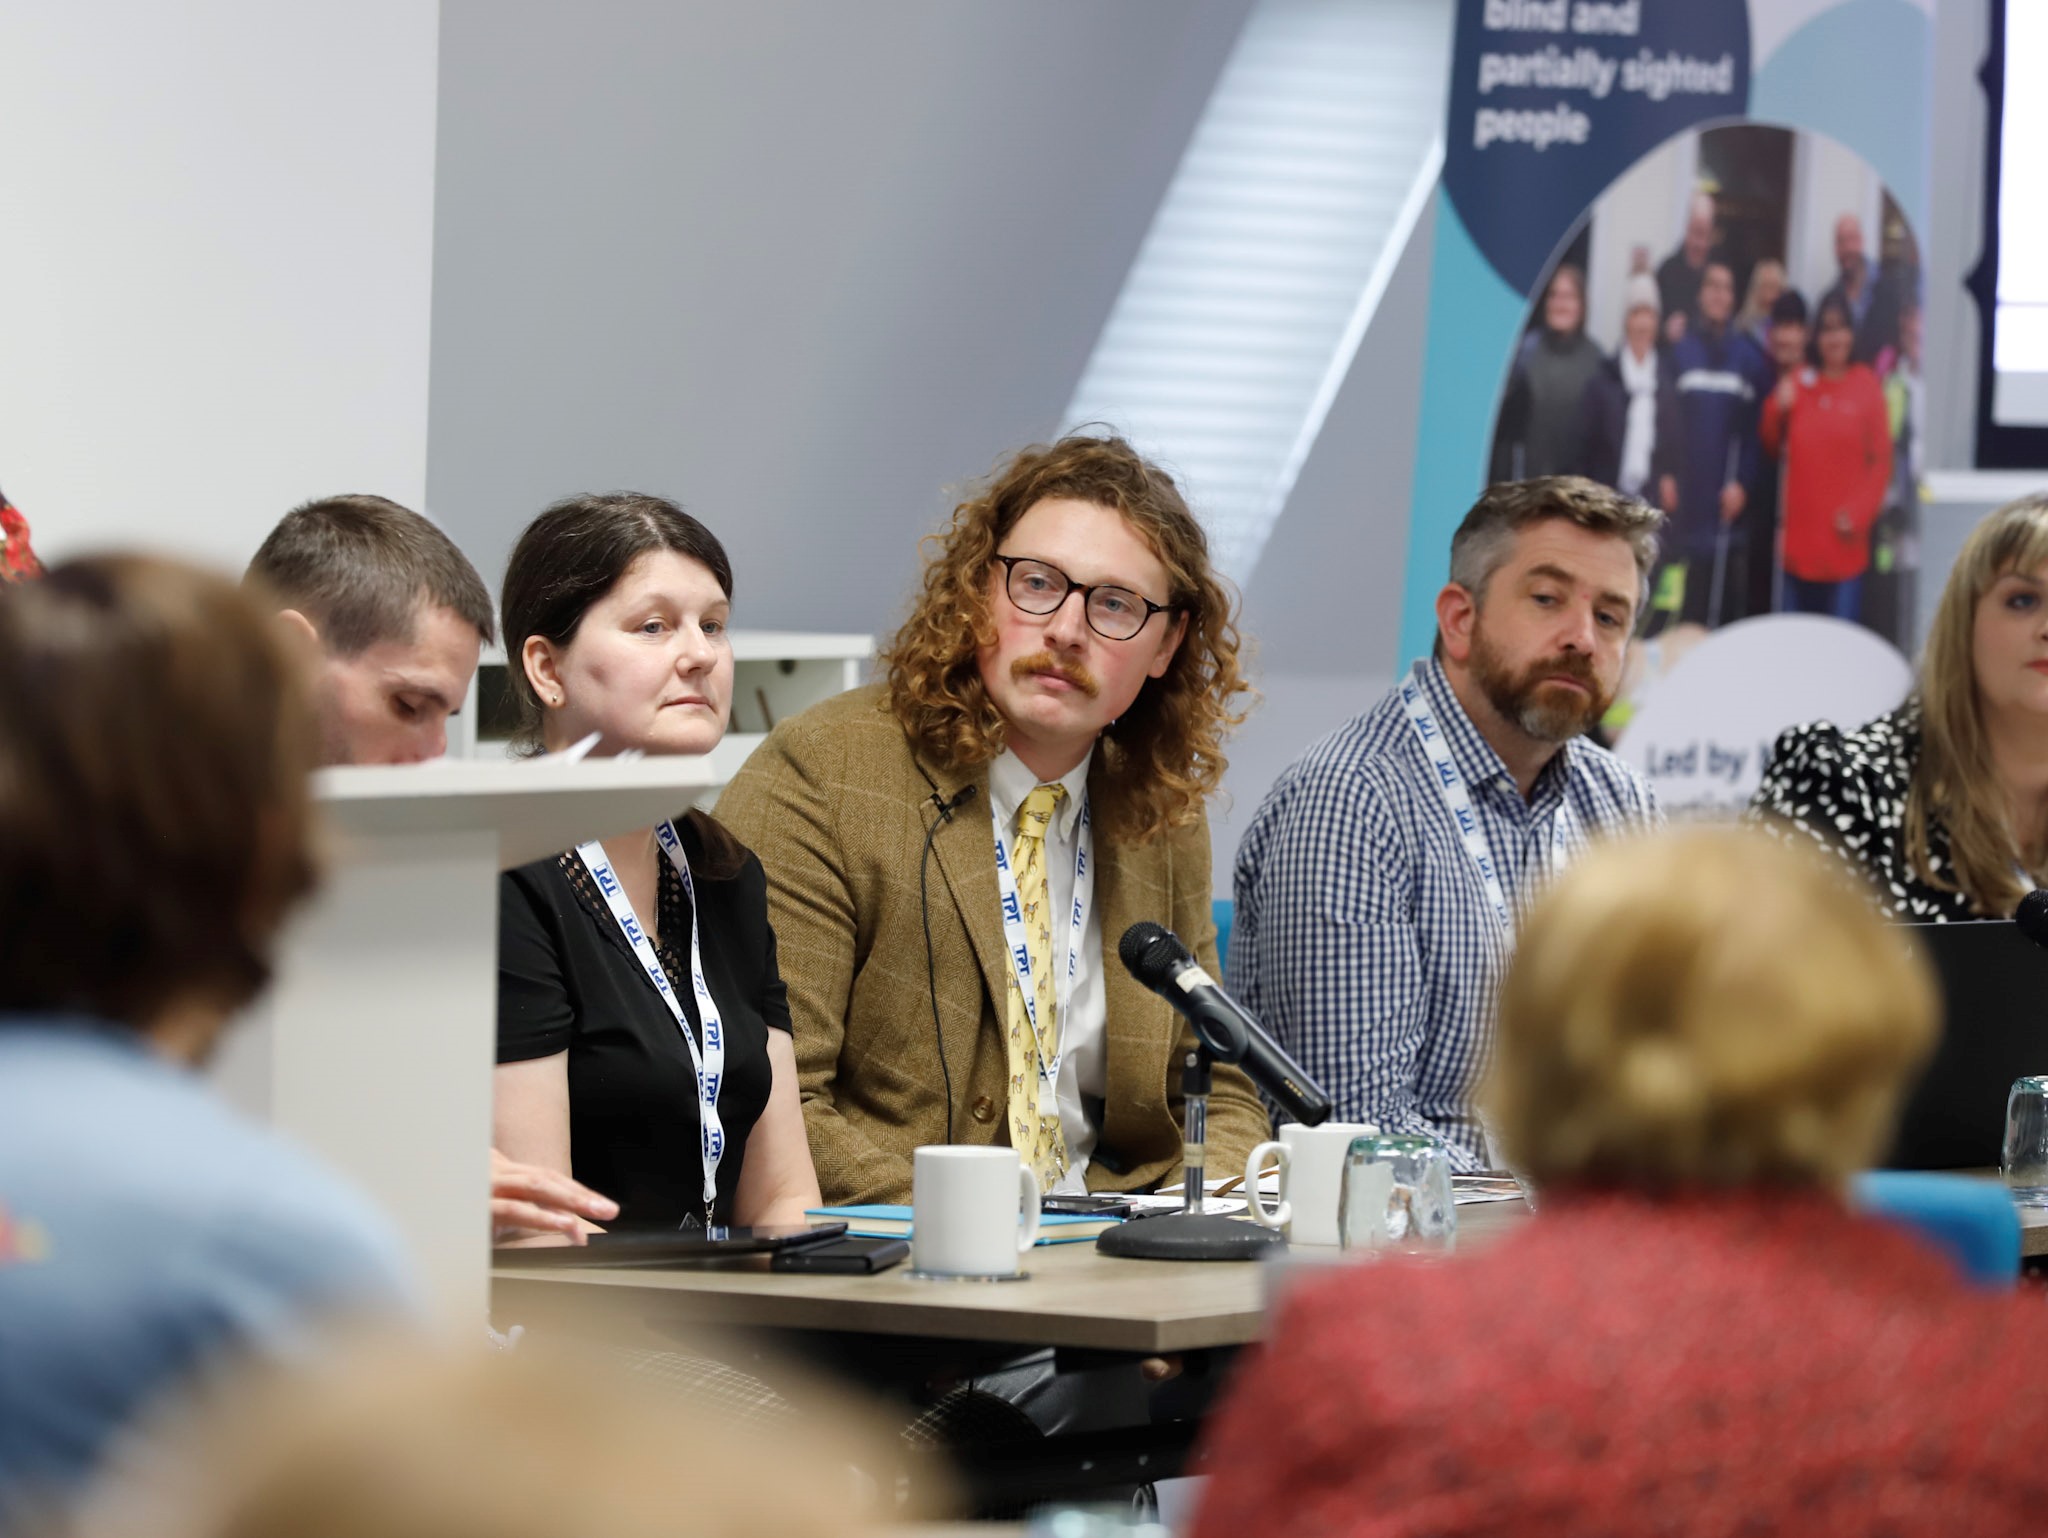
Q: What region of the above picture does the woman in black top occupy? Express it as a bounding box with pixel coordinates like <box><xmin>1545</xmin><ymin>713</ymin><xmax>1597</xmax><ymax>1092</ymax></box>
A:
<box><xmin>1492</xmin><ymin>263</ymin><xmax>1606</xmax><ymax>482</ymax></box>
<box><xmin>493</xmin><ymin>495</ymin><xmax>820</xmax><ymax>1229</ymax></box>
<box><xmin>1752</xmin><ymin>494</ymin><xmax>2048</xmax><ymax>921</ymax></box>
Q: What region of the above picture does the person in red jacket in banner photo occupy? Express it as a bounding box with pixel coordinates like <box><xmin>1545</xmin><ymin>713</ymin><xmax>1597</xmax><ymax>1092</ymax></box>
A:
<box><xmin>1761</xmin><ymin>292</ymin><xmax>1892</xmax><ymax>626</ymax></box>
<box><xmin>0</xmin><ymin>486</ymin><xmax>44</xmax><ymax>582</ymax></box>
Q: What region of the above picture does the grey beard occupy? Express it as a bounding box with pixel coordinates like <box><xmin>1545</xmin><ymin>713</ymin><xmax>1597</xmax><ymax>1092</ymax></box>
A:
<box><xmin>1505</xmin><ymin>687</ymin><xmax>1594</xmax><ymax>744</ymax></box>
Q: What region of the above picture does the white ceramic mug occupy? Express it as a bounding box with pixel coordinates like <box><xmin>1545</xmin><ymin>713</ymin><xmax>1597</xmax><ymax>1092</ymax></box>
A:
<box><xmin>910</xmin><ymin>1146</ymin><xmax>1041</xmax><ymax>1276</ymax></box>
<box><xmin>1245</xmin><ymin>1121</ymin><xmax>1377</xmax><ymax>1246</ymax></box>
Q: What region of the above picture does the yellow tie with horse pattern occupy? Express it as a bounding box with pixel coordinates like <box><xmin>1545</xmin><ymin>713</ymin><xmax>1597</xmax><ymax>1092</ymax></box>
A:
<box><xmin>1005</xmin><ymin>783</ymin><xmax>1070</xmax><ymax>1189</ymax></box>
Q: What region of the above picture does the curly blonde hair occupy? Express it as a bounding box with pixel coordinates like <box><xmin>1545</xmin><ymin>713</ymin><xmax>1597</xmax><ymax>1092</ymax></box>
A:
<box><xmin>1485</xmin><ymin>827</ymin><xmax>1936</xmax><ymax>1191</ymax></box>
<box><xmin>881</xmin><ymin>434</ymin><xmax>1248</xmax><ymax>843</ymax></box>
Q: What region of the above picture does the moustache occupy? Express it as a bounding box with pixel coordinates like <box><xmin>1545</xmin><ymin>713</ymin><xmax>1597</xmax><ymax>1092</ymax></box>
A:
<box><xmin>1521</xmin><ymin>652</ymin><xmax>1599</xmax><ymax>691</ymax></box>
<box><xmin>1011</xmin><ymin>651</ymin><xmax>1100</xmax><ymax>699</ymax></box>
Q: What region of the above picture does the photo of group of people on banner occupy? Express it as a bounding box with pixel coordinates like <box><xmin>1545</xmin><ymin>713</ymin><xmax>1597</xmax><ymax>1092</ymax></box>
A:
<box><xmin>1489</xmin><ymin>123</ymin><xmax>1923</xmax><ymax>658</ymax></box>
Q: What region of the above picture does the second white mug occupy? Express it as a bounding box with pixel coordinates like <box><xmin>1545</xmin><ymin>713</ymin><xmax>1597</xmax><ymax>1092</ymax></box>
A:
<box><xmin>910</xmin><ymin>1145</ymin><xmax>1041</xmax><ymax>1276</ymax></box>
<box><xmin>1245</xmin><ymin>1121</ymin><xmax>1377</xmax><ymax>1246</ymax></box>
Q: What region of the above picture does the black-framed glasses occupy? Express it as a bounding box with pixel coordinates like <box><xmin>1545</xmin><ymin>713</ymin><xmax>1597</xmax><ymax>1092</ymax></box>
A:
<box><xmin>993</xmin><ymin>555</ymin><xmax>1176</xmax><ymax>642</ymax></box>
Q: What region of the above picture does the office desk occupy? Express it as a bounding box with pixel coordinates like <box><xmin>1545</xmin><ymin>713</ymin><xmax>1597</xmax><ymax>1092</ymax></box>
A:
<box><xmin>493</xmin><ymin>1200</ymin><xmax>1534</xmax><ymax>1355</ymax></box>
<box><xmin>496</xmin><ymin>1184</ymin><xmax>2046</xmax><ymax>1355</ymax></box>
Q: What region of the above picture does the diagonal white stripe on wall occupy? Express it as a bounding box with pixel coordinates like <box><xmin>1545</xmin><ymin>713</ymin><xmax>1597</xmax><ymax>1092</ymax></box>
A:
<box><xmin>1061</xmin><ymin>0</ymin><xmax>1452</xmax><ymax>585</ymax></box>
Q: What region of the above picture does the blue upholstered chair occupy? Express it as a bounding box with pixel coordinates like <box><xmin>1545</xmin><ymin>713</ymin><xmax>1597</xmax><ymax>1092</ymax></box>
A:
<box><xmin>1852</xmin><ymin>1171</ymin><xmax>2022</xmax><ymax>1287</ymax></box>
<box><xmin>1212</xmin><ymin>898</ymin><xmax>1234</xmax><ymax>970</ymax></box>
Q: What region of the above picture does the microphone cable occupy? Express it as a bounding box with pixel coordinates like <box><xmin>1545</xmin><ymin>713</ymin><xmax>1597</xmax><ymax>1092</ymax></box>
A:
<box><xmin>918</xmin><ymin>783</ymin><xmax>977</xmax><ymax>1146</ymax></box>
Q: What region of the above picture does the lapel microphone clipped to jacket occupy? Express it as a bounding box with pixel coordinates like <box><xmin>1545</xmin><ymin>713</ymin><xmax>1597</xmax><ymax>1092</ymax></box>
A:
<box><xmin>920</xmin><ymin>784</ymin><xmax>978</xmax><ymax>1144</ymax></box>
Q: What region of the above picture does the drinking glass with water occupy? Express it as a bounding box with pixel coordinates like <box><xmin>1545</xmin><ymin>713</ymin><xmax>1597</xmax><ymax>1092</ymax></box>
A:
<box><xmin>2003</xmin><ymin>1076</ymin><xmax>2048</xmax><ymax>1207</ymax></box>
<box><xmin>1339</xmin><ymin>1133</ymin><xmax>1457</xmax><ymax>1255</ymax></box>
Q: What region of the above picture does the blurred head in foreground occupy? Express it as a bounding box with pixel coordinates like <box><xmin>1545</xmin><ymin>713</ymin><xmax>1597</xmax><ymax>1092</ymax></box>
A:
<box><xmin>77</xmin><ymin>1342</ymin><xmax>907</xmax><ymax>1538</ymax></box>
<box><xmin>1486</xmin><ymin>827</ymin><xmax>1938</xmax><ymax>1190</ymax></box>
<box><xmin>0</xmin><ymin>555</ymin><xmax>320</xmax><ymax>1053</ymax></box>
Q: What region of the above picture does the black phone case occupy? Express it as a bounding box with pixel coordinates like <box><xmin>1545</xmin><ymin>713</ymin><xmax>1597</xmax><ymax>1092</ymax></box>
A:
<box><xmin>769</xmin><ymin>1235</ymin><xmax>911</xmax><ymax>1274</ymax></box>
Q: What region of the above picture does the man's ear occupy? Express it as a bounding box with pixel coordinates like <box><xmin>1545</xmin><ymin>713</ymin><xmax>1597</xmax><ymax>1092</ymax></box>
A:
<box><xmin>1146</xmin><ymin>611</ymin><xmax>1189</xmax><ymax>681</ymax></box>
<box><xmin>522</xmin><ymin>634</ymin><xmax>564</xmax><ymax>707</ymax></box>
<box><xmin>274</xmin><ymin>608</ymin><xmax>323</xmax><ymax>664</ymax></box>
<box><xmin>1435</xmin><ymin>583</ymin><xmax>1479</xmax><ymax>666</ymax></box>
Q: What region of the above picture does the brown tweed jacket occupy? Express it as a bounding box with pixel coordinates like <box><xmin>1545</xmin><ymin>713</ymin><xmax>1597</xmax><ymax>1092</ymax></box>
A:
<box><xmin>714</xmin><ymin>684</ymin><xmax>1270</xmax><ymax>1206</ymax></box>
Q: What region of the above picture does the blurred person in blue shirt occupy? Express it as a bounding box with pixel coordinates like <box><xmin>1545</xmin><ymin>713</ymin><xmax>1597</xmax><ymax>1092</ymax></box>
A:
<box><xmin>0</xmin><ymin>555</ymin><xmax>420</xmax><ymax>1528</ymax></box>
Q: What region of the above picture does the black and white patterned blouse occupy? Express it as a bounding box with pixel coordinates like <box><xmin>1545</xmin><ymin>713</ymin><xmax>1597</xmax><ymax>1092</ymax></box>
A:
<box><xmin>1750</xmin><ymin>702</ymin><xmax>1993</xmax><ymax>923</ymax></box>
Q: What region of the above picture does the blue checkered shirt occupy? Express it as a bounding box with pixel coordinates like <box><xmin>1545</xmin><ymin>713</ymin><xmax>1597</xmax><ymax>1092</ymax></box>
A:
<box><xmin>1228</xmin><ymin>657</ymin><xmax>1659</xmax><ymax>1168</ymax></box>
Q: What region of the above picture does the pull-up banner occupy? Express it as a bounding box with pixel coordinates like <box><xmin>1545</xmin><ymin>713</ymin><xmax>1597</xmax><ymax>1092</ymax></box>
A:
<box><xmin>1453</xmin><ymin>2</ymin><xmax>1749</xmax><ymax>296</ymax></box>
<box><xmin>1403</xmin><ymin>0</ymin><xmax>1934</xmax><ymax>814</ymax></box>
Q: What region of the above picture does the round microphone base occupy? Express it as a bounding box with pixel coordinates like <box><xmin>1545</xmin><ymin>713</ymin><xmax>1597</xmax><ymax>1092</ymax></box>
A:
<box><xmin>1095</xmin><ymin>1213</ymin><xmax>1286</xmax><ymax>1262</ymax></box>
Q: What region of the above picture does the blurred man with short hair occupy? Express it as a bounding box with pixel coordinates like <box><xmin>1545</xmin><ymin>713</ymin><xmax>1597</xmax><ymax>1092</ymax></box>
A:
<box><xmin>246</xmin><ymin>495</ymin><xmax>494</xmax><ymax>765</ymax></box>
<box><xmin>246</xmin><ymin>495</ymin><xmax>617</xmax><ymax>1242</ymax></box>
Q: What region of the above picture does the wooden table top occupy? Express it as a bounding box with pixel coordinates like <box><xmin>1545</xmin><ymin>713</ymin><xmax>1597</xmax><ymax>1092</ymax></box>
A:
<box><xmin>496</xmin><ymin>1180</ymin><xmax>2048</xmax><ymax>1356</ymax></box>
<box><xmin>493</xmin><ymin>1200</ymin><xmax>1533</xmax><ymax>1356</ymax></box>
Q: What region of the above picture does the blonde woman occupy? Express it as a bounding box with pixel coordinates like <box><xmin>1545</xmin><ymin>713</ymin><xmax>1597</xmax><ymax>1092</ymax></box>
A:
<box><xmin>1191</xmin><ymin>828</ymin><xmax>2048</xmax><ymax>1537</ymax></box>
<box><xmin>1752</xmin><ymin>493</ymin><xmax>2048</xmax><ymax>918</ymax></box>
<box><xmin>1737</xmin><ymin>255</ymin><xmax>1787</xmax><ymax>352</ymax></box>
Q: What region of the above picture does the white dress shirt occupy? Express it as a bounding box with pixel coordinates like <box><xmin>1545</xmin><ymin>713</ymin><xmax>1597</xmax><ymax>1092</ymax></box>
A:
<box><xmin>989</xmin><ymin>747</ymin><xmax>1104</xmax><ymax>1192</ymax></box>
<box><xmin>1618</xmin><ymin>342</ymin><xmax>1659</xmax><ymax>497</ymax></box>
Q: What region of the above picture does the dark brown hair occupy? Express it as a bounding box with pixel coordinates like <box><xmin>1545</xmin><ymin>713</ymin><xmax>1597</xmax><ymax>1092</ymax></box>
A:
<box><xmin>1808</xmin><ymin>292</ymin><xmax>1857</xmax><ymax>370</ymax></box>
<box><xmin>0</xmin><ymin>556</ymin><xmax>321</xmax><ymax>1028</ymax></box>
<box><xmin>500</xmin><ymin>492</ymin><xmax>745</xmax><ymax>877</ymax></box>
<box><xmin>247</xmin><ymin>494</ymin><xmax>495</xmax><ymax>655</ymax></box>
<box><xmin>1448</xmin><ymin>474</ymin><xmax>1663</xmax><ymax>618</ymax></box>
<box><xmin>880</xmin><ymin>434</ymin><xmax>1248</xmax><ymax>843</ymax></box>
<box><xmin>1541</xmin><ymin>262</ymin><xmax>1587</xmax><ymax>338</ymax></box>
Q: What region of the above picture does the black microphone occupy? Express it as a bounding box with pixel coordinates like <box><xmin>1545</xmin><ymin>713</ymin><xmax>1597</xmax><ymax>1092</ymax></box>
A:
<box><xmin>2018</xmin><ymin>888</ymin><xmax>2048</xmax><ymax>948</ymax></box>
<box><xmin>1118</xmin><ymin>921</ymin><xmax>1332</xmax><ymax>1127</ymax></box>
<box><xmin>929</xmin><ymin>784</ymin><xmax>978</xmax><ymax>823</ymax></box>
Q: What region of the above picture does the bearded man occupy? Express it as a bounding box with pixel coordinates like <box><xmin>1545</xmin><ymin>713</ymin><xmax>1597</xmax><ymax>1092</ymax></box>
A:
<box><xmin>1229</xmin><ymin>476</ymin><xmax>1662</xmax><ymax>1167</ymax></box>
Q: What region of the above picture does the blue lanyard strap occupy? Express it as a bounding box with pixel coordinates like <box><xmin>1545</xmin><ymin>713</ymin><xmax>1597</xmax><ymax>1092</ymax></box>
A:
<box><xmin>991</xmin><ymin>790</ymin><xmax>1093</xmax><ymax>1098</ymax></box>
<box><xmin>575</xmin><ymin>822</ymin><xmax>727</xmax><ymax>1212</ymax></box>
<box><xmin>1400</xmin><ymin>675</ymin><xmax>1576</xmax><ymax>936</ymax></box>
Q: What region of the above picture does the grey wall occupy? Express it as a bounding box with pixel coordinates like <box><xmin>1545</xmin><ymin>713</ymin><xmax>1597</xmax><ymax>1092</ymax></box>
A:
<box><xmin>427</xmin><ymin>0</ymin><xmax>1250</xmax><ymax>626</ymax></box>
<box><xmin>0</xmin><ymin>2</ymin><xmax>437</xmax><ymax>571</ymax></box>
<box><xmin>1208</xmin><ymin>196</ymin><xmax>1440</xmax><ymax>893</ymax></box>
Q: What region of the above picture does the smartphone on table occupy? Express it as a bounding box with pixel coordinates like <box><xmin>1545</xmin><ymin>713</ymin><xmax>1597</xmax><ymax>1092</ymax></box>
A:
<box><xmin>1039</xmin><ymin>1193</ymin><xmax>1134</xmax><ymax>1219</ymax></box>
<box><xmin>770</xmin><ymin>1235</ymin><xmax>910</xmax><ymax>1274</ymax></box>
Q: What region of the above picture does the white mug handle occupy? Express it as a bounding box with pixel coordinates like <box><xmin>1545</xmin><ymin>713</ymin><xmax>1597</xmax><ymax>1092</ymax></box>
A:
<box><xmin>1246</xmin><ymin>1140</ymin><xmax>1292</xmax><ymax>1229</ymax></box>
<box><xmin>1015</xmin><ymin>1165</ymin><xmax>1042</xmax><ymax>1253</ymax></box>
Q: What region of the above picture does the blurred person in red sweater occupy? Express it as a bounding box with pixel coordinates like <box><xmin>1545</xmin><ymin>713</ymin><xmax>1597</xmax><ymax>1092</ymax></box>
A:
<box><xmin>1761</xmin><ymin>293</ymin><xmax>1892</xmax><ymax>624</ymax></box>
<box><xmin>1191</xmin><ymin>826</ymin><xmax>2048</xmax><ymax>1538</ymax></box>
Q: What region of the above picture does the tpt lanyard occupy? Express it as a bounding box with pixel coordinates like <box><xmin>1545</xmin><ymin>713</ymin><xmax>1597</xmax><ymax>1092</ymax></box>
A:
<box><xmin>1400</xmin><ymin>674</ymin><xmax>1576</xmax><ymax>936</ymax></box>
<box><xmin>576</xmin><ymin>822</ymin><xmax>726</xmax><ymax>1213</ymax></box>
<box><xmin>992</xmin><ymin>790</ymin><xmax>1093</xmax><ymax>1094</ymax></box>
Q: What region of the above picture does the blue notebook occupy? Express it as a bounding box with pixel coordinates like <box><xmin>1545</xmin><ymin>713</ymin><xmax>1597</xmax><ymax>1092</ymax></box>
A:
<box><xmin>805</xmin><ymin>1204</ymin><xmax>1120</xmax><ymax>1246</ymax></box>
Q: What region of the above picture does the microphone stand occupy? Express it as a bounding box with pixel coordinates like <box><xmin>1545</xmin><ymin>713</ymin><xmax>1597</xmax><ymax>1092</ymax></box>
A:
<box><xmin>1096</xmin><ymin>1046</ymin><xmax>1285</xmax><ymax>1261</ymax></box>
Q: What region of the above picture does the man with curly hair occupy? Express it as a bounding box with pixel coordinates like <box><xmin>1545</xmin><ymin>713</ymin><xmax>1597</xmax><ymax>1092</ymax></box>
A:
<box><xmin>717</xmin><ymin>434</ymin><xmax>1268</xmax><ymax>1208</ymax></box>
